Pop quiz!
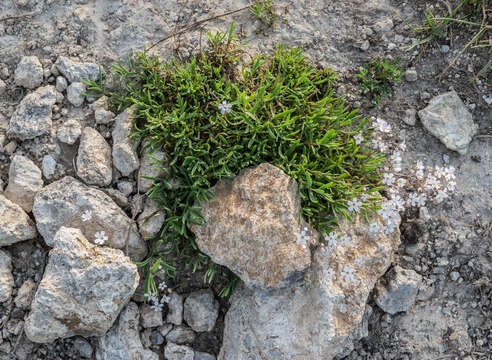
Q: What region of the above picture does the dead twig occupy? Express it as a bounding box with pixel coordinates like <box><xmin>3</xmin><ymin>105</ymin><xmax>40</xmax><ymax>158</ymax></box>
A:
<box><xmin>0</xmin><ymin>12</ymin><xmax>40</xmax><ymax>22</ymax></box>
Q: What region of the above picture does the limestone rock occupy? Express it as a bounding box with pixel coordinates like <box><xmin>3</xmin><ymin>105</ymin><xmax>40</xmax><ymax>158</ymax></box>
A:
<box><xmin>24</xmin><ymin>227</ymin><xmax>139</xmax><ymax>343</ymax></box>
<box><xmin>140</xmin><ymin>304</ymin><xmax>163</xmax><ymax>328</ymax></box>
<box><xmin>190</xmin><ymin>163</ymin><xmax>313</xmax><ymax>289</ymax></box>
<box><xmin>55</xmin><ymin>76</ymin><xmax>68</xmax><ymax>92</ymax></box>
<box><xmin>42</xmin><ymin>155</ymin><xmax>57</xmax><ymax>180</ymax></box>
<box><xmin>57</xmin><ymin>119</ymin><xmax>82</xmax><ymax>145</ymax></box>
<box><xmin>76</xmin><ymin>127</ymin><xmax>112</xmax><ymax>187</ymax></box>
<box><xmin>138</xmin><ymin>148</ymin><xmax>167</xmax><ymax>193</ymax></box>
<box><xmin>32</xmin><ymin>176</ymin><xmax>147</xmax><ymax>260</ymax></box>
<box><xmin>165</xmin><ymin>326</ymin><xmax>196</xmax><ymax>345</ymax></box>
<box><xmin>418</xmin><ymin>90</ymin><xmax>477</xmax><ymax>155</ymax></box>
<box><xmin>166</xmin><ymin>292</ymin><xmax>184</xmax><ymax>325</ymax></box>
<box><xmin>0</xmin><ymin>250</ymin><xmax>14</xmax><ymax>303</ymax></box>
<box><xmin>0</xmin><ymin>194</ymin><xmax>37</xmax><ymax>246</ymax></box>
<box><xmin>4</xmin><ymin>155</ymin><xmax>43</xmax><ymax>212</ymax></box>
<box><xmin>8</xmin><ymin>85</ymin><xmax>56</xmax><ymax>140</ymax></box>
<box><xmin>375</xmin><ymin>265</ymin><xmax>422</xmax><ymax>315</ymax></box>
<box><xmin>96</xmin><ymin>302</ymin><xmax>159</xmax><ymax>360</ymax></box>
<box><xmin>165</xmin><ymin>343</ymin><xmax>194</xmax><ymax>360</ymax></box>
<box><xmin>184</xmin><ymin>289</ymin><xmax>219</xmax><ymax>332</ymax></box>
<box><xmin>14</xmin><ymin>56</ymin><xmax>43</xmax><ymax>89</ymax></box>
<box><xmin>55</xmin><ymin>56</ymin><xmax>100</xmax><ymax>84</ymax></box>
<box><xmin>67</xmin><ymin>82</ymin><xmax>86</xmax><ymax>107</ymax></box>
<box><xmin>137</xmin><ymin>198</ymin><xmax>164</xmax><ymax>239</ymax></box>
<box><xmin>219</xmin><ymin>213</ymin><xmax>401</xmax><ymax>360</ymax></box>
<box><xmin>91</xmin><ymin>96</ymin><xmax>115</xmax><ymax>125</ymax></box>
<box><xmin>112</xmin><ymin>108</ymin><xmax>139</xmax><ymax>177</ymax></box>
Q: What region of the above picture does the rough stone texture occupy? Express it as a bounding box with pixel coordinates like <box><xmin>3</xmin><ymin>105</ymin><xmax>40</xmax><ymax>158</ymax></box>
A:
<box><xmin>165</xmin><ymin>343</ymin><xmax>194</xmax><ymax>360</ymax></box>
<box><xmin>14</xmin><ymin>56</ymin><xmax>43</xmax><ymax>89</ymax></box>
<box><xmin>57</xmin><ymin>119</ymin><xmax>82</xmax><ymax>145</ymax></box>
<box><xmin>137</xmin><ymin>198</ymin><xmax>164</xmax><ymax>239</ymax></box>
<box><xmin>219</xmin><ymin>213</ymin><xmax>401</xmax><ymax>360</ymax></box>
<box><xmin>403</xmin><ymin>108</ymin><xmax>416</xmax><ymax>126</ymax></box>
<box><xmin>404</xmin><ymin>68</ymin><xmax>417</xmax><ymax>82</ymax></box>
<box><xmin>4</xmin><ymin>155</ymin><xmax>43</xmax><ymax>212</ymax></box>
<box><xmin>32</xmin><ymin>176</ymin><xmax>147</xmax><ymax>261</ymax></box>
<box><xmin>55</xmin><ymin>76</ymin><xmax>68</xmax><ymax>92</ymax></box>
<box><xmin>374</xmin><ymin>265</ymin><xmax>422</xmax><ymax>315</ymax></box>
<box><xmin>183</xmin><ymin>289</ymin><xmax>219</xmax><ymax>332</ymax></box>
<box><xmin>42</xmin><ymin>155</ymin><xmax>57</xmax><ymax>180</ymax></box>
<box><xmin>195</xmin><ymin>352</ymin><xmax>216</xmax><ymax>360</ymax></box>
<box><xmin>0</xmin><ymin>79</ymin><xmax>6</xmax><ymax>95</ymax></box>
<box><xmin>24</xmin><ymin>227</ymin><xmax>139</xmax><ymax>343</ymax></box>
<box><xmin>55</xmin><ymin>56</ymin><xmax>100</xmax><ymax>84</ymax></box>
<box><xmin>8</xmin><ymin>85</ymin><xmax>56</xmax><ymax>140</ymax></box>
<box><xmin>92</xmin><ymin>96</ymin><xmax>115</xmax><ymax>125</ymax></box>
<box><xmin>73</xmin><ymin>337</ymin><xmax>93</xmax><ymax>359</ymax></box>
<box><xmin>418</xmin><ymin>90</ymin><xmax>477</xmax><ymax>155</ymax></box>
<box><xmin>96</xmin><ymin>302</ymin><xmax>159</xmax><ymax>360</ymax></box>
<box><xmin>112</xmin><ymin>108</ymin><xmax>139</xmax><ymax>177</ymax></box>
<box><xmin>165</xmin><ymin>326</ymin><xmax>196</xmax><ymax>345</ymax></box>
<box><xmin>76</xmin><ymin>127</ymin><xmax>112</xmax><ymax>187</ymax></box>
<box><xmin>166</xmin><ymin>292</ymin><xmax>184</xmax><ymax>325</ymax></box>
<box><xmin>140</xmin><ymin>304</ymin><xmax>163</xmax><ymax>328</ymax></box>
<box><xmin>14</xmin><ymin>279</ymin><xmax>36</xmax><ymax>309</ymax></box>
<box><xmin>67</xmin><ymin>82</ymin><xmax>86</xmax><ymax>107</ymax></box>
<box><xmin>190</xmin><ymin>163</ymin><xmax>313</xmax><ymax>289</ymax></box>
<box><xmin>0</xmin><ymin>250</ymin><xmax>14</xmax><ymax>303</ymax></box>
<box><xmin>138</xmin><ymin>148</ymin><xmax>167</xmax><ymax>193</ymax></box>
<box><xmin>0</xmin><ymin>194</ymin><xmax>37</xmax><ymax>246</ymax></box>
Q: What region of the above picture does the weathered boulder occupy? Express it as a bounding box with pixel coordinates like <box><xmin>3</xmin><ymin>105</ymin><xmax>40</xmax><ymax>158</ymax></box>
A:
<box><xmin>0</xmin><ymin>250</ymin><xmax>14</xmax><ymax>303</ymax></box>
<box><xmin>0</xmin><ymin>194</ymin><xmax>37</xmax><ymax>246</ymax></box>
<box><xmin>55</xmin><ymin>56</ymin><xmax>100</xmax><ymax>84</ymax></box>
<box><xmin>166</xmin><ymin>292</ymin><xmax>184</xmax><ymax>325</ymax></box>
<box><xmin>57</xmin><ymin>119</ymin><xmax>82</xmax><ymax>145</ymax></box>
<box><xmin>418</xmin><ymin>90</ymin><xmax>477</xmax><ymax>155</ymax></box>
<box><xmin>67</xmin><ymin>82</ymin><xmax>86</xmax><ymax>107</ymax></box>
<box><xmin>14</xmin><ymin>56</ymin><xmax>43</xmax><ymax>89</ymax></box>
<box><xmin>25</xmin><ymin>227</ymin><xmax>139</xmax><ymax>343</ymax></box>
<box><xmin>92</xmin><ymin>96</ymin><xmax>115</xmax><ymax>125</ymax></box>
<box><xmin>112</xmin><ymin>108</ymin><xmax>139</xmax><ymax>177</ymax></box>
<box><xmin>165</xmin><ymin>343</ymin><xmax>194</xmax><ymax>360</ymax></box>
<box><xmin>165</xmin><ymin>326</ymin><xmax>196</xmax><ymax>345</ymax></box>
<box><xmin>184</xmin><ymin>289</ymin><xmax>219</xmax><ymax>332</ymax></box>
<box><xmin>96</xmin><ymin>302</ymin><xmax>159</xmax><ymax>360</ymax></box>
<box><xmin>8</xmin><ymin>85</ymin><xmax>56</xmax><ymax>140</ymax></box>
<box><xmin>4</xmin><ymin>155</ymin><xmax>43</xmax><ymax>212</ymax></box>
<box><xmin>138</xmin><ymin>148</ymin><xmax>167</xmax><ymax>193</ymax></box>
<box><xmin>76</xmin><ymin>127</ymin><xmax>112</xmax><ymax>187</ymax></box>
<box><xmin>140</xmin><ymin>304</ymin><xmax>163</xmax><ymax>328</ymax></box>
<box><xmin>375</xmin><ymin>265</ymin><xmax>422</xmax><ymax>314</ymax></box>
<box><xmin>219</xmin><ymin>213</ymin><xmax>401</xmax><ymax>360</ymax></box>
<box><xmin>32</xmin><ymin>176</ymin><xmax>147</xmax><ymax>260</ymax></box>
<box><xmin>190</xmin><ymin>163</ymin><xmax>313</xmax><ymax>289</ymax></box>
<box><xmin>137</xmin><ymin>198</ymin><xmax>164</xmax><ymax>239</ymax></box>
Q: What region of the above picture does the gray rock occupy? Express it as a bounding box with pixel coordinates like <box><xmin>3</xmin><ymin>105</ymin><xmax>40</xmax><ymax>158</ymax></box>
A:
<box><xmin>140</xmin><ymin>304</ymin><xmax>163</xmax><ymax>328</ymax></box>
<box><xmin>0</xmin><ymin>194</ymin><xmax>37</xmax><ymax>246</ymax></box>
<box><xmin>76</xmin><ymin>127</ymin><xmax>112</xmax><ymax>187</ymax></box>
<box><xmin>449</xmin><ymin>271</ymin><xmax>460</xmax><ymax>281</ymax></box>
<box><xmin>441</xmin><ymin>44</ymin><xmax>450</xmax><ymax>53</ymax></box>
<box><xmin>137</xmin><ymin>198</ymin><xmax>164</xmax><ymax>239</ymax></box>
<box><xmin>166</xmin><ymin>292</ymin><xmax>184</xmax><ymax>325</ymax></box>
<box><xmin>184</xmin><ymin>289</ymin><xmax>219</xmax><ymax>332</ymax></box>
<box><xmin>4</xmin><ymin>155</ymin><xmax>43</xmax><ymax>213</ymax></box>
<box><xmin>96</xmin><ymin>302</ymin><xmax>159</xmax><ymax>360</ymax></box>
<box><xmin>360</xmin><ymin>40</ymin><xmax>370</xmax><ymax>51</ymax></box>
<box><xmin>158</xmin><ymin>323</ymin><xmax>173</xmax><ymax>337</ymax></box>
<box><xmin>190</xmin><ymin>163</ymin><xmax>313</xmax><ymax>289</ymax></box>
<box><xmin>32</xmin><ymin>176</ymin><xmax>147</xmax><ymax>260</ymax></box>
<box><xmin>404</xmin><ymin>68</ymin><xmax>418</xmax><ymax>82</ymax></box>
<box><xmin>0</xmin><ymin>250</ymin><xmax>14</xmax><ymax>303</ymax></box>
<box><xmin>166</xmin><ymin>326</ymin><xmax>196</xmax><ymax>345</ymax></box>
<box><xmin>24</xmin><ymin>227</ymin><xmax>139</xmax><ymax>343</ymax></box>
<box><xmin>165</xmin><ymin>343</ymin><xmax>194</xmax><ymax>360</ymax></box>
<box><xmin>67</xmin><ymin>82</ymin><xmax>86</xmax><ymax>107</ymax></box>
<box><xmin>150</xmin><ymin>330</ymin><xmax>165</xmax><ymax>345</ymax></box>
<box><xmin>138</xmin><ymin>148</ymin><xmax>167</xmax><ymax>193</ymax></box>
<box><xmin>403</xmin><ymin>108</ymin><xmax>416</xmax><ymax>126</ymax></box>
<box><xmin>0</xmin><ymin>79</ymin><xmax>6</xmax><ymax>95</ymax></box>
<box><xmin>104</xmin><ymin>188</ymin><xmax>128</xmax><ymax>208</ymax></box>
<box><xmin>373</xmin><ymin>18</ymin><xmax>393</xmax><ymax>32</ymax></box>
<box><xmin>57</xmin><ymin>119</ymin><xmax>82</xmax><ymax>145</ymax></box>
<box><xmin>14</xmin><ymin>279</ymin><xmax>36</xmax><ymax>310</ymax></box>
<box><xmin>73</xmin><ymin>337</ymin><xmax>93</xmax><ymax>359</ymax></box>
<box><xmin>112</xmin><ymin>108</ymin><xmax>139</xmax><ymax>177</ymax></box>
<box><xmin>219</xmin><ymin>213</ymin><xmax>401</xmax><ymax>360</ymax></box>
<box><xmin>92</xmin><ymin>96</ymin><xmax>115</xmax><ymax>125</ymax></box>
<box><xmin>8</xmin><ymin>85</ymin><xmax>56</xmax><ymax>140</ymax></box>
<box><xmin>418</xmin><ymin>90</ymin><xmax>477</xmax><ymax>155</ymax></box>
<box><xmin>55</xmin><ymin>56</ymin><xmax>100</xmax><ymax>84</ymax></box>
<box><xmin>55</xmin><ymin>76</ymin><xmax>68</xmax><ymax>92</ymax></box>
<box><xmin>375</xmin><ymin>266</ymin><xmax>422</xmax><ymax>315</ymax></box>
<box><xmin>117</xmin><ymin>181</ymin><xmax>134</xmax><ymax>196</ymax></box>
<box><xmin>42</xmin><ymin>155</ymin><xmax>57</xmax><ymax>180</ymax></box>
<box><xmin>14</xmin><ymin>56</ymin><xmax>43</xmax><ymax>89</ymax></box>
<box><xmin>195</xmin><ymin>352</ymin><xmax>216</xmax><ymax>360</ymax></box>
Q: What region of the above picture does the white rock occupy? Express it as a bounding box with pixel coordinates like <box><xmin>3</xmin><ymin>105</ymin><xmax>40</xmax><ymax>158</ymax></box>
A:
<box><xmin>14</xmin><ymin>56</ymin><xmax>43</xmax><ymax>89</ymax></box>
<box><xmin>418</xmin><ymin>90</ymin><xmax>477</xmax><ymax>155</ymax></box>
<box><xmin>137</xmin><ymin>198</ymin><xmax>164</xmax><ymax>239</ymax></box>
<box><xmin>91</xmin><ymin>96</ymin><xmax>115</xmax><ymax>125</ymax></box>
<box><xmin>55</xmin><ymin>76</ymin><xmax>68</xmax><ymax>92</ymax></box>
<box><xmin>0</xmin><ymin>194</ymin><xmax>37</xmax><ymax>246</ymax></box>
<box><xmin>404</xmin><ymin>68</ymin><xmax>418</xmax><ymax>82</ymax></box>
<box><xmin>373</xmin><ymin>18</ymin><xmax>393</xmax><ymax>33</ymax></box>
<box><xmin>166</xmin><ymin>292</ymin><xmax>184</xmax><ymax>325</ymax></box>
<box><xmin>112</xmin><ymin>108</ymin><xmax>139</xmax><ymax>177</ymax></box>
<box><xmin>96</xmin><ymin>302</ymin><xmax>159</xmax><ymax>360</ymax></box>
<box><xmin>55</xmin><ymin>56</ymin><xmax>100</xmax><ymax>84</ymax></box>
<box><xmin>183</xmin><ymin>289</ymin><xmax>219</xmax><ymax>332</ymax></box>
<box><xmin>165</xmin><ymin>343</ymin><xmax>194</xmax><ymax>360</ymax></box>
<box><xmin>138</xmin><ymin>148</ymin><xmax>167</xmax><ymax>193</ymax></box>
<box><xmin>24</xmin><ymin>227</ymin><xmax>139</xmax><ymax>343</ymax></box>
<box><xmin>42</xmin><ymin>155</ymin><xmax>57</xmax><ymax>180</ymax></box>
<box><xmin>8</xmin><ymin>86</ymin><xmax>56</xmax><ymax>140</ymax></box>
<box><xmin>57</xmin><ymin>119</ymin><xmax>82</xmax><ymax>145</ymax></box>
<box><xmin>0</xmin><ymin>250</ymin><xmax>14</xmax><ymax>303</ymax></box>
<box><xmin>4</xmin><ymin>155</ymin><xmax>43</xmax><ymax>213</ymax></box>
<box><xmin>67</xmin><ymin>82</ymin><xmax>86</xmax><ymax>107</ymax></box>
<box><xmin>76</xmin><ymin>127</ymin><xmax>112</xmax><ymax>186</ymax></box>
<box><xmin>32</xmin><ymin>176</ymin><xmax>147</xmax><ymax>260</ymax></box>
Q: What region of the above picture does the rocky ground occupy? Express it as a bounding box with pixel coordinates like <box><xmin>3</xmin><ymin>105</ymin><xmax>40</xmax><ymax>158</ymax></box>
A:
<box><xmin>0</xmin><ymin>0</ymin><xmax>491</xmax><ymax>359</ymax></box>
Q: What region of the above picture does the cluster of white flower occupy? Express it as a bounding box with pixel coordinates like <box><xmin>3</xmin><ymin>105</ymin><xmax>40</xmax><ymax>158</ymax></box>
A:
<box><xmin>354</xmin><ymin>132</ymin><xmax>364</xmax><ymax>145</ymax></box>
<box><xmin>94</xmin><ymin>231</ymin><xmax>108</xmax><ymax>245</ymax></box>
<box><xmin>341</xmin><ymin>265</ymin><xmax>359</xmax><ymax>283</ymax></box>
<box><xmin>295</xmin><ymin>227</ymin><xmax>311</xmax><ymax>249</ymax></box>
<box><xmin>144</xmin><ymin>292</ymin><xmax>170</xmax><ymax>312</ymax></box>
<box><xmin>347</xmin><ymin>197</ymin><xmax>362</xmax><ymax>213</ymax></box>
<box><xmin>81</xmin><ymin>209</ymin><xmax>92</xmax><ymax>222</ymax></box>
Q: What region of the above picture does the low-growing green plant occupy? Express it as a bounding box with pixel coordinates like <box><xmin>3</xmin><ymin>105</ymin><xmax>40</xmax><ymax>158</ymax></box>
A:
<box><xmin>86</xmin><ymin>24</ymin><xmax>385</xmax><ymax>297</ymax></box>
<box><xmin>249</xmin><ymin>0</ymin><xmax>277</xmax><ymax>30</ymax></box>
<box><xmin>356</xmin><ymin>59</ymin><xmax>403</xmax><ymax>104</ymax></box>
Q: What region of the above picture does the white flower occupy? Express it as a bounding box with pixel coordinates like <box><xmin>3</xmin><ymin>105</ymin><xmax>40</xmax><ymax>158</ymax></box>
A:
<box><xmin>218</xmin><ymin>100</ymin><xmax>232</xmax><ymax>114</ymax></box>
<box><xmin>94</xmin><ymin>231</ymin><xmax>108</xmax><ymax>245</ymax></box>
<box><xmin>339</xmin><ymin>234</ymin><xmax>351</xmax><ymax>247</ymax></box>
<box><xmin>322</xmin><ymin>267</ymin><xmax>335</xmax><ymax>280</ymax></box>
<box><xmin>396</xmin><ymin>178</ymin><xmax>407</xmax><ymax>187</ymax></box>
<box><xmin>347</xmin><ymin>197</ymin><xmax>362</xmax><ymax>213</ymax></box>
<box><xmin>361</xmin><ymin>192</ymin><xmax>369</xmax><ymax>202</ymax></box>
<box><xmin>151</xmin><ymin>303</ymin><xmax>164</xmax><ymax>312</ymax></box>
<box><xmin>81</xmin><ymin>210</ymin><xmax>92</xmax><ymax>222</ymax></box>
<box><xmin>295</xmin><ymin>227</ymin><xmax>311</xmax><ymax>249</ymax></box>
<box><xmin>354</xmin><ymin>132</ymin><xmax>364</xmax><ymax>145</ymax></box>
<box><xmin>341</xmin><ymin>265</ymin><xmax>358</xmax><ymax>282</ymax></box>
<box><xmin>368</xmin><ymin>222</ymin><xmax>380</xmax><ymax>237</ymax></box>
<box><xmin>382</xmin><ymin>173</ymin><xmax>395</xmax><ymax>186</ymax></box>
<box><xmin>160</xmin><ymin>295</ymin><xmax>171</xmax><ymax>304</ymax></box>
<box><xmin>372</xmin><ymin>118</ymin><xmax>392</xmax><ymax>133</ymax></box>
<box><xmin>158</xmin><ymin>282</ymin><xmax>167</xmax><ymax>291</ymax></box>
<box><xmin>325</xmin><ymin>232</ymin><xmax>338</xmax><ymax>247</ymax></box>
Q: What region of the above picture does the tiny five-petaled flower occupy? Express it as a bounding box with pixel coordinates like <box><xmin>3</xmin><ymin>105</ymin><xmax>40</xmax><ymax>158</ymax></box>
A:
<box><xmin>81</xmin><ymin>210</ymin><xmax>92</xmax><ymax>222</ymax></box>
<box><xmin>218</xmin><ymin>100</ymin><xmax>232</xmax><ymax>114</ymax></box>
<box><xmin>94</xmin><ymin>231</ymin><xmax>108</xmax><ymax>245</ymax></box>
